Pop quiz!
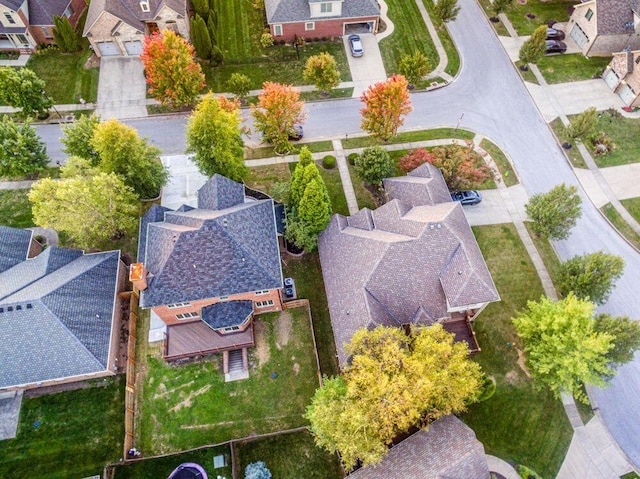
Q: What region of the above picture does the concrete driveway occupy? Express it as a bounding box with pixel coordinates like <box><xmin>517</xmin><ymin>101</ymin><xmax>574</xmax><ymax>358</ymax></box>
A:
<box><xmin>343</xmin><ymin>34</ymin><xmax>387</xmax><ymax>97</ymax></box>
<box><xmin>96</xmin><ymin>57</ymin><xmax>148</xmax><ymax>120</ymax></box>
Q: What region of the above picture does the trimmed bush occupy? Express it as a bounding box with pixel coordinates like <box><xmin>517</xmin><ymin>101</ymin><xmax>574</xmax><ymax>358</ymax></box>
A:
<box><xmin>321</xmin><ymin>155</ymin><xmax>336</xmax><ymax>169</ymax></box>
<box><xmin>477</xmin><ymin>376</ymin><xmax>496</xmax><ymax>402</ymax></box>
<box><xmin>347</xmin><ymin>152</ymin><xmax>359</xmax><ymax>166</ymax></box>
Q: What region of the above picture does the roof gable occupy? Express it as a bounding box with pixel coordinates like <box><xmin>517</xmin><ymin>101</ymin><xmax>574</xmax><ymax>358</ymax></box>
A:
<box><xmin>0</xmin><ymin>0</ymin><xmax>26</xmax><ymax>12</ymax></box>
<box><xmin>27</xmin><ymin>0</ymin><xmax>71</xmax><ymax>26</ymax></box>
<box><xmin>265</xmin><ymin>0</ymin><xmax>379</xmax><ymax>23</ymax></box>
<box><xmin>201</xmin><ymin>300</ymin><xmax>253</xmax><ymax>329</ymax></box>
<box><xmin>198</xmin><ymin>174</ymin><xmax>245</xmax><ymax>210</ymax></box>
<box><xmin>0</xmin><ymin>226</ymin><xmax>32</xmax><ymax>274</ymax></box>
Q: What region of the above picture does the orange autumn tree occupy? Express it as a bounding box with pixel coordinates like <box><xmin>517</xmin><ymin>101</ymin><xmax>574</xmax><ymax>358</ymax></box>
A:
<box><xmin>251</xmin><ymin>82</ymin><xmax>306</xmax><ymax>154</ymax></box>
<box><xmin>360</xmin><ymin>74</ymin><xmax>412</xmax><ymax>142</ymax></box>
<box><xmin>140</xmin><ymin>30</ymin><xmax>206</xmax><ymax>108</ymax></box>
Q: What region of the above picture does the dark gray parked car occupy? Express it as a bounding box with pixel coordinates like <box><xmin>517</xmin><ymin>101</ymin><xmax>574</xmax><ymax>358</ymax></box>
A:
<box><xmin>451</xmin><ymin>190</ymin><xmax>482</xmax><ymax>205</ymax></box>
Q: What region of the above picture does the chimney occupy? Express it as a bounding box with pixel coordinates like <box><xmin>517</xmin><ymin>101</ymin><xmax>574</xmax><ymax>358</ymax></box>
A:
<box><xmin>129</xmin><ymin>263</ymin><xmax>148</xmax><ymax>291</ymax></box>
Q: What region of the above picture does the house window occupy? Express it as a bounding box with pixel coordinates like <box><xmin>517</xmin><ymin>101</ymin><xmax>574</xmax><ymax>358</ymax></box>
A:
<box><xmin>16</xmin><ymin>34</ymin><xmax>28</xmax><ymax>45</ymax></box>
<box><xmin>165</xmin><ymin>20</ymin><xmax>178</xmax><ymax>32</ymax></box>
<box><xmin>254</xmin><ymin>290</ymin><xmax>270</xmax><ymax>296</ymax></box>
<box><xmin>3</xmin><ymin>12</ymin><xmax>16</xmax><ymax>25</ymax></box>
<box><xmin>176</xmin><ymin>311</ymin><xmax>200</xmax><ymax>320</ymax></box>
<box><xmin>42</xmin><ymin>26</ymin><xmax>53</xmax><ymax>38</ymax></box>
<box><xmin>219</xmin><ymin>296</ymin><xmax>229</xmax><ymax>302</ymax></box>
<box><xmin>167</xmin><ymin>302</ymin><xmax>191</xmax><ymax>309</ymax></box>
<box><xmin>223</xmin><ymin>325</ymin><xmax>241</xmax><ymax>332</ymax></box>
<box><xmin>305</xmin><ymin>22</ymin><xmax>315</xmax><ymax>31</ymax></box>
<box><xmin>320</xmin><ymin>2</ymin><xmax>332</xmax><ymax>13</ymax></box>
<box><xmin>64</xmin><ymin>4</ymin><xmax>75</xmax><ymax>18</ymax></box>
<box><xmin>585</xmin><ymin>8</ymin><xmax>593</xmax><ymax>21</ymax></box>
<box><xmin>274</xmin><ymin>24</ymin><xmax>282</xmax><ymax>36</ymax></box>
<box><xmin>635</xmin><ymin>56</ymin><xmax>640</xmax><ymax>65</ymax></box>
<box><xmin>140</xmin><ymin>1</ymin><xmax>150</xmax><ymax>12</ymax></box>
<box><xmin>256</xmin><ymin>299</ymin><xmax>274</xmax><ymax>308</ymax></box>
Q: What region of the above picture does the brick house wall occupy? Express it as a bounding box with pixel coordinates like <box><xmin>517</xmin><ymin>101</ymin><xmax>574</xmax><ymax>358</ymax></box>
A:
<box><xmin>152</xmin><ymin>288</ymin><xmax>284</xmax><ymax>327</ymax></box>
<box><xmin>270</xmin><ymin>16</ymin><xmax>378</xmax><ymax>42</ymax></box>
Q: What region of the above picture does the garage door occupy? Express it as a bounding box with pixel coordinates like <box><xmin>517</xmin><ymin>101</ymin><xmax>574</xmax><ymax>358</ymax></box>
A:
<box><xmin>618</xmin><ymin>84</ymin><xmax>636</xmax><ymax>105</ymax></box>
<box><xmin>570</xmin><ymin>24</ymin><xmax>589</xmax><ymax>49</ymax></box>
<box><xmin>603</xmin><ymin>69</ymin><xmax>619</xmax><ymax>90</ymax></box>
<box><xmin>124</xmin><ymin>40</ymin><xmax>143</xmax><ymax>55</ymax></box>
<box><xmin>97</xmin><ymin>41</ymin><xmax>120</xmax><ymax>56</ymax></box>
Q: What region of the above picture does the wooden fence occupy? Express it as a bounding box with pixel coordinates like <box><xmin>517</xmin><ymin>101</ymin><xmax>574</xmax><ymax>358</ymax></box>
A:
<box><xmin>123</xmin><ymin>290</ymin><xmax>139</xmax><ymax>458</ymax></box>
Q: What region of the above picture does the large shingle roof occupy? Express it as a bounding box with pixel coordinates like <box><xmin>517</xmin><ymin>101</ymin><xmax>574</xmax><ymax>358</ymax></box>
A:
<box><xmin>139</xmin><ymin>176</ymin><xmax>283</xmax><ymax>308</ymax></box>
<box><xmin>0</xmin><ymin>226</ymin><xmax>32</xmax><ymax>274</ymax></box>
<box><xmin>348</xmin><ymin>415</ymin><xmax>490</xmax><ymax>479</ymax></box>
<box><xmin>28</xmin><ymin>0</ymin><xmax>70</xmax><ymax>26</ymax></box>
<box><xmin>318</xmin><ymin>167</ymin><xmax>499</xmax><ymax>366</ymax></box>
<box><xmin>594</xmin><ymin>0</ymin><xmax>640</xmax><ymax>35</ymax></box>
<box><xmin>265</xmin><ymin>0</ymin><xmax>379</xmax><ymax>24</ymax></box>
<box><xmin>0</xmin><ymin>231</ymin><xmax>120</xmax><ymax>389</ymax></box>
<box><xmin>84</xmin><ymin>0</ymin><xmax>186</xmax><ymax>36</ymax></box>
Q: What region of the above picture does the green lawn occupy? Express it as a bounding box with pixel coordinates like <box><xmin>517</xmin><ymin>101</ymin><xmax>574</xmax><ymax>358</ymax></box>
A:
<box><xmin>462</xmin><ymin>224</ymin><xmax>573</xmax><ymax>478</ymax></box>
<box><xmin>112</xmin><ymin>445</ymin><xmax>233</xmax><ymax>479</ymax></box>
<box><xmin>205</xmin><ymin>42</ymin><xmax>352</xmax><ymax>92</ymax></box>
<box><xmin>481</xmin><ymin>138</ymin><xmax>519</xmax><ymax>187</ymax></box>
<box><xmin>536</xmin><ymin>54</ymin><xmax>611</xmax><ymax>84</ymax></box>
<box><xmin>0</xmin><ymin>377</ymin><xmax>125</xmax><ymax>478</ymax></box>
<box><xmin>576</xmin><ymin>112</ymin><xmax>640</xmax><ymax>167</ymax></box>
<box><xmin>26</xmin><ymin>49</ymin><xmax>99</xmax><ymax>104</ymax></box>
<box><xmin>516</xmin><ymin>62</ymin><xmax>539</xmax><ymax>84</ymax></box>
<box><xmin>213</xmin><ymin>0</ymin><xmax>265</xmax><ymax>61</ymax></box>
<box><xmin>622</xmin><ymin>197</ymin><xmax>640</xmax><ymax>223</ymax></box>
<box><xmin>283</xmin><ymin>254</ymin><xmax>339</xmax><ymax>377</ymax></box>
<box><xmin>602</xmin><ymin>202</ymin><xmax>640</xmax><ymax>251</ymax></box>
<box><xmin>549</xmin><ymin>118</ymin><xmax>588</xmax><ymax>168</ymax></box>
<box><xmin>503</xmin><ymin>0</ymin><xmax>575</xmax><ymax>36</ymax></box>
<box><xmin>136</xmin><ymin>309</ymin><xmax>320</xmax><ymax>454</ymax></box>
<box><xmin>421</xmin><ymin>0</ymin><xmax>460</xmax><ymax>77</ymax></box>
<box><xmin>524</xmin><ymin>222</ymin><xmax>562</xmax><ymax>290</ymax></box>
<box><xmin>318</xmin><ymin>166</ymin><xmax>349</xmax><ymax>216</ymax></box>
<box><xmin>235</xmin><ymin>430</ymin><xmax>343</xmax><ymax>479</ymax></box>
<box><xmin>0</xmin><ymin>189</ymin><xmax>34</xmax><ymax>228</ymax></box>
<box><xmin>477</xmin><ymin>0</ymin><xmax>510</xmax><ymax>36</ymax></box>
<box><xmin>378</xmin><ymin>0</ymin><xmax>438</xmax><ymax>76</ymax></box>
<box><xmin>342</xmin><ymin>128</ymin><xmax>474</xmax><ymax>149</ymax></box>
<box><xmin>348</xmin><ymin>162</ymin><xmax>378</xmax><ymax>210</ymax></box>
<box><xmin>245</xmin><ymin>141</ymin><xmax>334</xmax><ymax>160</ymax></box>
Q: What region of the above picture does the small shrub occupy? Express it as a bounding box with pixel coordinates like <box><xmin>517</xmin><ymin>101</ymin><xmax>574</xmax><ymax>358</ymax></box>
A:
<box><xmin>211</xmin><ymin>45</ymin><xmax>224</xmax><ymax>65</ymax></box>
<box><xmin>321</xmin><ymin>155</ymin><xmax>336</xmax><ymax>169</ymax></box>
<box><xmin>477</xmin><ymin>375</ymin><xmax>496</xmax><ymax>402</ymax></box>
<box><xmin>314</xmin><ymin>37</ymin><xmax>320</xmax><ymax>42</ymax></box>
<box><xmin>260</xmin><ymin>32</ymin><xmax>274</xmax><ymax>48</ymax></box>
<box><xmin>321</xmin><ymin>36</ymin><xmax>328</xmax><ymax>42</ymax></box>
<box><xmin>348</xmin><ymin>152</ymin><xmax>359</xmax><ymax>166</ymax></box>
<box><xmin>515</xmin><ymin>464</ymin><xmax>542</xmax><ymax>479</ymax></box>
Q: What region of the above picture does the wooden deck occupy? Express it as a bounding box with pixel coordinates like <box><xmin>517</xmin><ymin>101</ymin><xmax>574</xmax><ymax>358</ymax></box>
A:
<box><xmin>165</xmin><ymin>321</ymin><xmax>254</xmax><ymax>360</ymax></box>
<box><xmin>443</xmin><ymin>318</ymin><xmax>480</xmax><ymax>353</ymax></box>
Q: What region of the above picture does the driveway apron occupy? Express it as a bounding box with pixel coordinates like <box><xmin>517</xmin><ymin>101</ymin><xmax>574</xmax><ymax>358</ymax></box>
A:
<box><xmin>343</xmin><ymin>33</ymin><xmax>387</xmax><ymax>97</ymax></box>
<box><xmin>96</xmin><ymin>57</ymin><xmax>148</xmax><ymax>120</ymax></box>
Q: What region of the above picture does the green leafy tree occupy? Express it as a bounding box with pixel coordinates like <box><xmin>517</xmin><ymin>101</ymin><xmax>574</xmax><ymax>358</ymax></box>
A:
<box><xmin>593</xmin><ymin>314</ymin><xmax>640</xmax><ymax>368</ymax></box>
<box><xmin>186</xmin><ymin>93</ymin><xmax>247</xmax><ymax>181</ymax></box>
<box><xmin>191</xmin><ymin>0</ymin><xmax>209</xmax><ymax>19</ymax></box>
<box><xmin>354</xmin><ymin>146</ymin><xmax>394</xmax><ymax>186</ymax></box>
<box><xmin>227</xmin><ymin>73</ymin><xmax>251</xmax><ymax>101</ymax></box>
<box><xmin>61</xmin><ymin>114</ymin><xmax>101</xmax><ymax>165</ymax></box>
<box><xmin>519</xmin><ymin>25</ymin><xmax>547</xmax><ymax>65</ymax></box>
<box><xmin>29</xmin><ymin>173</ymin><xmax>139</xmax><ymax>249</ymax></box>
<box><xmin>0</xmin><ymin>117</ymin><xmax>48</xmax><ymax>178</ymax></box>
<box><xmin>490</xmin><ymin>0</ymin><xmax>512</xmax><ymax>17</ymax></box>
<box><xmin>434</xmin><ymin>0</ymin><xmax>461</xmax><ymax>22</ymax></box>
<box><xmin>140</xmin><ymin>30</ymin><xmax>206</xmax><ymax>108</ymax></box>
<box><xmin>558</xmin><ymin>251</ymin><xmax>625</xmax><ymax>305</ymax></box>
<box><xmin>360</xmin><ymin>75</ymin><xmax>412</xmax><ymax>141</ymax></box>
<box><xmin>91</xmin><ymin>119</ymin><xmax>169</xmax><ymax>199</ymax></box>
<box><xmin>512</xmin><ymin>294</ymin><xmax>615</xmax><ymax>403</ymax></box>
<box><xmin>305</xmin><ymin>325</ymin><xmax>482</xmax><ymax>470</ymax></box>
<box><xmin>525</xmin><ymin>183</ymin><xmax>582</xmax><ymax>240</ymax></box>
<box><xmin>566</xmin><ymin>107</ymin><xmax>598</xmax><ymax>140</ymax></box>
<box><xmin>190</xmin><ymin>14</ymin><xmax>212</xmax><ymax>60</ymax></box>
<box><xmin>398</xmin><ymin>51</ymin><xmax>431</xmax><ymax>87</ymax></box>
<box><xmin>0</xmin><ymin>67</ymin><xmax>54</xmax><ymax>118</ymax></box>
<box><xmin>303</xmin><ymin>53</ymin><xmax>341</xmax><ymax>95</ymax></box>
<box><xmin>60</xmin><ymin>156</ymin><xmax>100</xmax><ymax>178</ymax></box>
<box><xmin>251</xmin><ymin>82</ymin><xmax>306</xmax><ymax>154</ymax></box>
<box><xmin>52</xmin><ymin>15</ymin><xmax>81</xmax><ymax>52</ymax></box>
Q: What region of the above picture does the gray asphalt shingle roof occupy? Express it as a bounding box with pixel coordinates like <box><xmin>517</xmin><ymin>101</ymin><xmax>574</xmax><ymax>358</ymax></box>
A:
<box><xmin>0</xmin><ymin>226</ymin><xmax>32</xmax><ymax>274</ymax></box>
<box><xmin>201</xmin><ymin>300</ymin><xmax>253</xmax><ymax>329</ymax></box>
<box><xmin>318</xmin><ymin>167</ymin><xmax>499</xmax><ymax>366</ymax></box>
<box><xmin>265</xmin><ymin>0</ymin><xmax>378</xmax><ymax>24</ymax></box>
<box><xmin>28</xmin><ymin>0</ymin><xmax>70</xmax><ymax>26</ymax></box>
<box><xmin>84</xmin><ymin>0</ymin><xmax>186</xmax><ymax>36</ymax></box>
<box><xmin>139</xmin><ymin>176</ymin><xmax>283</xmax><ymax>308</ymax></box>
<box><xmin>348</xmin><ymin>415</ymin><xmax>490</xmax><ymax>479</ymax></box>
<box><xmin>0</xmin><ymin>0</ymin><xmax>25</xmax><ymax>12</ymax></box>
<box><xmin>595</xmin><ymin>0</ymin><xmax>639</xmax><ymax>35</ymax></box>
<box><xmin>0</xmin><ymin>229</ymin><xmax>120</xmax><ymax>389</ymax></box>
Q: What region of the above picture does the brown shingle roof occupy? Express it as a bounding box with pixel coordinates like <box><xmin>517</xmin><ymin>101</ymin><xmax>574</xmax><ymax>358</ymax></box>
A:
<box><xmin>318</xmin><ymin>167</ymin><xmax>499</xmax><ymax>366</ymax></box>
<box><xmin>348</xmin><ymin>415</ymin><xmax>490</xmax><ymax>479</ymax></box>
<box><xmin>595</xmin><ymin>0</ymin><xmax>639</xmax><ymax>35</ymax></box>
<box><xmin>84</xmin><ymin>0</ymin><xmax>186</xmax><ymax>36</ymax></box>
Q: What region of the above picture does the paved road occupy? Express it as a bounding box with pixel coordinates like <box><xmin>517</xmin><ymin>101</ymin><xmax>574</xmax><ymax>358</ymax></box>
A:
<box><xmin>32</xmin><ymin>0</ymin><xmax>640</xmax><ymax>467</ymax></box>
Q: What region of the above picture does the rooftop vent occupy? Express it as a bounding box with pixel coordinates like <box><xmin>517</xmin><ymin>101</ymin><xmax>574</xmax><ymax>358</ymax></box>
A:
<box><xmin>26</xmin><ymin>303</ymin><xmax>32</xmax><ymax>309</ymax></box>
<box><xmin>16</xmin><ymin>305</ymin><xmax>22</xmax><ymax>310</ymax></box>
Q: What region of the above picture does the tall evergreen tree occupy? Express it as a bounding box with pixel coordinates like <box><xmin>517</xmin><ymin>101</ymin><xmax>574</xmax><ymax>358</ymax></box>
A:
<box><xmin>191</xmin><ymin>0</ymin><xmax>209</xmax><ymax>19</ymax></box>
<box><xmin>190</xmin><ymin>14</ymin><xmax>212</xmax><ymax>59</ymax></box>
<box><xmin>207</xmin><ymin>11</ymin><xmax>217</xmax><ymax>44</ymax></box>
<box><xmin>52</xmin><ymin>15</ymin><xmax>81</xmax><ymax>52</ymax></box>
<box><xmin>297</xmin><ymin>178</ymin><xmax>332</xmax><ymax>235</ymax></box>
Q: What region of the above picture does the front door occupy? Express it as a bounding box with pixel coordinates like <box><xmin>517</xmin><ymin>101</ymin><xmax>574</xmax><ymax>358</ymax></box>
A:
<box><xmin>147</xmin><ymin>22</ymin><xmax>159</xmax><ymax>35</ymax></box>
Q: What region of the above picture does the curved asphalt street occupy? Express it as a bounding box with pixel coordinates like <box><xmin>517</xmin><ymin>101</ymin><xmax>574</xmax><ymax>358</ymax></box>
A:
<box><xmin>34</xmin><ymin>0</ymin><xmax>640</xmax><ymax>467</ymax></box>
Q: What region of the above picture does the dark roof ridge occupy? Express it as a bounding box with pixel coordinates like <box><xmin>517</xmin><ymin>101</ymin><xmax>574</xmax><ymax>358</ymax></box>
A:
<box><xmin>364</xmin><ymin>287</ymin><xmax>402</xmax><ymax>325</ymax></box>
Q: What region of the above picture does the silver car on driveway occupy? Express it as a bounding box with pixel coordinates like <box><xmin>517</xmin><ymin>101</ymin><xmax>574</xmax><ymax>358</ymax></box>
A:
<box><xmin>349</xmin><ymin>34</ymin><xmax>364</xmax><ymax>57</ymax></box>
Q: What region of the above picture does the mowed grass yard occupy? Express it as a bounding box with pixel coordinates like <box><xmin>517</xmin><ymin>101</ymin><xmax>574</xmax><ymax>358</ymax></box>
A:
<box><xmin>504</xmin><ymin>0</ymin><xmax>575</xmax><ymax>36</ymax></box>
<box><xmin>136</xmin><ymin>308</ymin><xmax>320</xmax><ymax>454</ymax></box>
<box><xmin>235</xmin><ymin>430</ymin><xmax>343</xmax><ymax>479</ymax></box>
<box><xmin>0</xmin><ymin>377</ymin><xmax>125</xmax><ymax>478</ymax></box>
<box><xmin>0</xmin><ymin>189</ymin><xmax>34</xmax><ymax>228</ymax></box>
<box><xmin>536</xmin><ymin>54</ymin><xmax>611</xmax><ymax>84</ymax></box>
<box><xmin>463</xmin><ymin>224</ymin><xmax>573</xmax><ymax>478</ymax></box>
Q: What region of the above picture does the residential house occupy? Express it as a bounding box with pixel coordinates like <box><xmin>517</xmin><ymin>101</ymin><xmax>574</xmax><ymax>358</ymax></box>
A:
<box><xmin>265</xmin><ymin>0</ymin><xmax>379</xmax><ymax>42</ymax></box>
<box><xmin>133</xmin><ymin>175</ymin><xmax>284</xmax><ymax>377</ymax></box>
<box><xmin>0</xmin><ymin>226</ymin><xmax>124</xmax><ymax>392</ymax></box>
<box><xmin>0</xmin><ymin>0</ymin><xmax>86</xmax><ymax>52</ymax></box>
<box><xmin>603</xmin><ymin>49</ymin><xmax>640</xmax><ymax>106</ymax></box>
<box><xmin>348</xmin><ymin>415</ymin><xmax>491</xmax><ymax>479</ymax></box>
<box><xmin>83</xmin><ymin>0</ymin><xmax>189</xmax><ymax>57</ymax></box>
<box><xmin>318</xmin><ymin>163</ymin><xmax>500</xmax><ymax>367</ymax></box>
<box><xmin>567</xmin><ymin>0</ymin><xmax>640</xmax><ymax>56</ymax></box>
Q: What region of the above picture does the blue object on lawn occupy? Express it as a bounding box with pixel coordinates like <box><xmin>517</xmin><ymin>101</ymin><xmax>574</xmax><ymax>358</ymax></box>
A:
<box><xmin>270</xmin><ymin>372</ymin><xmax>278</xmax><ymax>379</ymax></box>
<box><xmin>33</xmin><ymin>421</ymin><xmax>41</xmax><ymax>429</ymax></box>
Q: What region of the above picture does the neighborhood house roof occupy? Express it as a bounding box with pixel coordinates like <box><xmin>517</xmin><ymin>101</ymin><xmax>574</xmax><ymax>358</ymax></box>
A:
<box><xmin>318</xmin><ymin>165</ymin><xmax>499</xmax><ymax>366</ymax></box>
<box><xmin>139</xmin><ymin>175</ymin><xmax>283</xmax><ymax>308</ymax></box>
<box><xmin>0</xmin><ymin>230</ymin><xmax>120</xmax><ymax>389</ymax></box>
<box><xmin>592</xmin><ymin>0</ymin><xmax>640</xmax><ymax>35</ymax></box>
<box><xmin>348</xmin><ymin>415</ymin><xmax>490</xmax><ymax>479</ymax></box>
<box><xmin>0</xmin><ymin>0</ymin><xmax>25</xmax><ymax>12</ymax></box>
<box><xmin>28</xmin><ymin>0</ymin><xmax>70</xmax><ymax>26</ymax></box>
<box><xmin>0</xmin><ymin>226</ymin><xmax>32</xmax><ymax>274</ymax></box>
<box><xmin>265</xmin><ymin>0</ymin><xmax>379</xmax><ymax>24</ymax></box>
<box><xmin>201</xmin><ymin>300</ymin><xmax>253</xmax><ymax>329</ymax></box>
<box><xmin>84</xmin><ymin>0</ymin><xmax>185</xmax><ymax>36</ymax></box>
